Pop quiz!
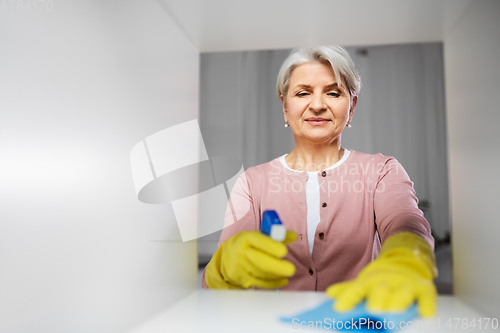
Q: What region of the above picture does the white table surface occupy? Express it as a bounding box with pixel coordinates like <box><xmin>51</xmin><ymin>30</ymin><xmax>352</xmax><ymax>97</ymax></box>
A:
<box><xmin>129</xmin><ymin>290</ymin><xmax>499</xmax><ymax>332</ymax></box>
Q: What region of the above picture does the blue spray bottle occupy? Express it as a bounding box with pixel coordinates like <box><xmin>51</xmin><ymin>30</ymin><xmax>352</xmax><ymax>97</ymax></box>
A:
<box><xmin>261</xmin><ymin>210</ymin><xmax>286</xmax><ymax>242</ymax></box>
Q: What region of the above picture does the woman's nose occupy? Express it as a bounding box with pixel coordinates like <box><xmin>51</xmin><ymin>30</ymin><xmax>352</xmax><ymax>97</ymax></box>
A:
<box><xmin>309</xmin><ymin>94</ymin><xmax>326</xmax><ymax>112</ymax></box>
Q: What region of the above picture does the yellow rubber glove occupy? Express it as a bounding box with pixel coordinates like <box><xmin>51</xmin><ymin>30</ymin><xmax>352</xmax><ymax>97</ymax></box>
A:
<box><xmin>326</xmin><ymin>232</ymin><xmax>438</xmax><ymax>317</ymax></box>
<box><xmin>205</xmin><ymin>230</ymin><xmax>297</xmax><ymax>289</ymax></box>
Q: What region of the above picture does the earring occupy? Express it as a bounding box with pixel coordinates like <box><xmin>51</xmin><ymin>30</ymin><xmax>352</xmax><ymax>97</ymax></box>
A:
<box><xmin>346</xmin><ymin>123</ymin><xmax>352</xmax><ymax>128</ymax></box>
<box><xmin>284</xmin><ymin>122</ymin><xmax>289</xmax><ymax>128</ymax></box>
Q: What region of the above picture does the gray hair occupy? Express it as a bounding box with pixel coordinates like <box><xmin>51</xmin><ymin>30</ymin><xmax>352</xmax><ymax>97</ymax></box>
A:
<box><xmin>276</xmin><ymin>46</ymin><xmax>361</xmax><ymax>99</ymax></box>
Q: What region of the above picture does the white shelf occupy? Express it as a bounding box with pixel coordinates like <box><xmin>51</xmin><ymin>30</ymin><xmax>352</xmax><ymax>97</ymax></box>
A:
<box><xmin>129</xmin><ymin>290</ymin><xmax>498</xmax><ymax>332</ymax></box>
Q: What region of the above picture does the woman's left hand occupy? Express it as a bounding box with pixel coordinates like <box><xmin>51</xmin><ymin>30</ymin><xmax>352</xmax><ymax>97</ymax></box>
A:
<box><xmin>326</xmin><ymin>232</ymin><xmax>438</xmax><ymax>317</ymax></box>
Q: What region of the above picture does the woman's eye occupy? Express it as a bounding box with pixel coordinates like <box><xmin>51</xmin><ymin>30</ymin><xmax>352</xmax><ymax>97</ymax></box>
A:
<box><xmin>296</xmin><ymin>92</ymin><xmax>309</xmax><ymax>97</ymax></box>
<box><xmin>328</xmin><ymin>92</ymin><xmax>340</xmax><ymax>97</ymax></box>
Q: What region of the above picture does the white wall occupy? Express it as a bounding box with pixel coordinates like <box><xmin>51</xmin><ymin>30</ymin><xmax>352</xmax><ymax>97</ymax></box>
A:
<box><xmin>0</xmin><ymin>1</ymin><xmax>199</xmax><ymax>332</ymax></box>
<box><xmin>444</xmin><ymin>0</ymin><xmax>500</xmax><ymax>318</ymax></box>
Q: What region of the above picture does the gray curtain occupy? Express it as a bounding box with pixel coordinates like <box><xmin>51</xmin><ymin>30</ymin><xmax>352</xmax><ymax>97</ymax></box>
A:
<box><xmin>343</xmin><ymin>44</ymin><xmax>449</xmax><ymax>239</ymax></box>
<box><xmin>198</xmin><ymin>43</ymin><xmax>449</xmax><ymax>260</ymax></box>
<box><xmin>199</xmin><ymin>49</ymin><xmax>294</xmax><ymax>167</ymax></box>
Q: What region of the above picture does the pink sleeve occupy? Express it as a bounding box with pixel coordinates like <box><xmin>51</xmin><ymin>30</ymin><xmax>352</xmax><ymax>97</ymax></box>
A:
<box><xmin>373</xmin><ymin>158</ymin><xmax>434</xmax><ymax>250</ymax></box>
<box><xmin>201</xmin><ymin>170</ymin><xmax>260</xmax><ymax>289</ymax></box>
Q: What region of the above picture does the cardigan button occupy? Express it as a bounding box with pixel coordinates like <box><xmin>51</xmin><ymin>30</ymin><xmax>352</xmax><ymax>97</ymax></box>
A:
<box><xmin>319</xmin><ymin>232</ymin><xmax>324</xmax><ymax>240</ymax></box>
<box><xmin>309</xmin><ymin>269</ymin><xmax>314</xmax><ymax>276</ymax></box>
<box><xmin>321</xmin><ymin>171</ymin><xmax>327</xmax><ymax>177</ymax></box>
<box><xmin>322</xmin><ymin>202</ymin><xmax>327</xmax><ymax>208</ymax></box>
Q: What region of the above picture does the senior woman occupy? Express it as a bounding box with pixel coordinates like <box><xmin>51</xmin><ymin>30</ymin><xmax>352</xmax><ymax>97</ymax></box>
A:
<box><xmin>202</xmin><ymin>46</ymin><xmax>437</xmax><ymax>317</ymax></box>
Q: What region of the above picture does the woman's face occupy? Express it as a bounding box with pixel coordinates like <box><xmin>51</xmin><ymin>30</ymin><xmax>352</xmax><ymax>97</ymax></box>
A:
<box><xmin>281</xmin><ymin>62</ymin><xmax>356</xmax><ymax>146</ymax></box>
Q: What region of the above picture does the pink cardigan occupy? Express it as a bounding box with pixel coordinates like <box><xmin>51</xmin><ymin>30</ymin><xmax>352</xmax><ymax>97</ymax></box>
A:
<box><xmin>202</xmin><ymin>150</ymin><xmax>434</xmax><ymax>291</ymax></box>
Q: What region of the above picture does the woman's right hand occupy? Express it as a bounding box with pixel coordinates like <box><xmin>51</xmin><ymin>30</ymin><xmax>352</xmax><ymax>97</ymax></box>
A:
<box><xmin>205</xmin><ymin>230</ymin><xmax>297</xmax><ymax>289</ymax></box>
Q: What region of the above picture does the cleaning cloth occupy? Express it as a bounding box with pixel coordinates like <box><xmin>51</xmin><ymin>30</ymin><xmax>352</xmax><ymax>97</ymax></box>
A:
<box><xmin>280</xmin><ymin>299</ymin><xmax>418</xmax><ymax>331</ymax></box>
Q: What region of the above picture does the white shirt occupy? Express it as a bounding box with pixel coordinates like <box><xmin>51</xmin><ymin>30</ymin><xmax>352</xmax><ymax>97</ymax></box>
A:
<box><xmin>279</xmin><ymin>149</ymin><xmax>350</xmax><ymax>256</ymax></box>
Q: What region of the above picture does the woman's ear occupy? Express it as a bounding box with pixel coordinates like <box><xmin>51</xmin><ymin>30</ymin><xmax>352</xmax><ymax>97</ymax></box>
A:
<box><xmin>280</xmin><ymin>94</ymin><xmax>287</xmax><ymax>122</ymax></box>
<box><xmin>349</xmin><ymin>96</ymin><xmax>358</xmax><ymax>122</ymax></box>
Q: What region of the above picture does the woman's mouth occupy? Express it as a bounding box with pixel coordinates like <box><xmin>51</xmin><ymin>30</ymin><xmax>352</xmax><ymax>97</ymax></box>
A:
<box><xmin>305</xmin><ymin>118</ymin><xmax>330</xmax><ymax>126</ymax></box>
